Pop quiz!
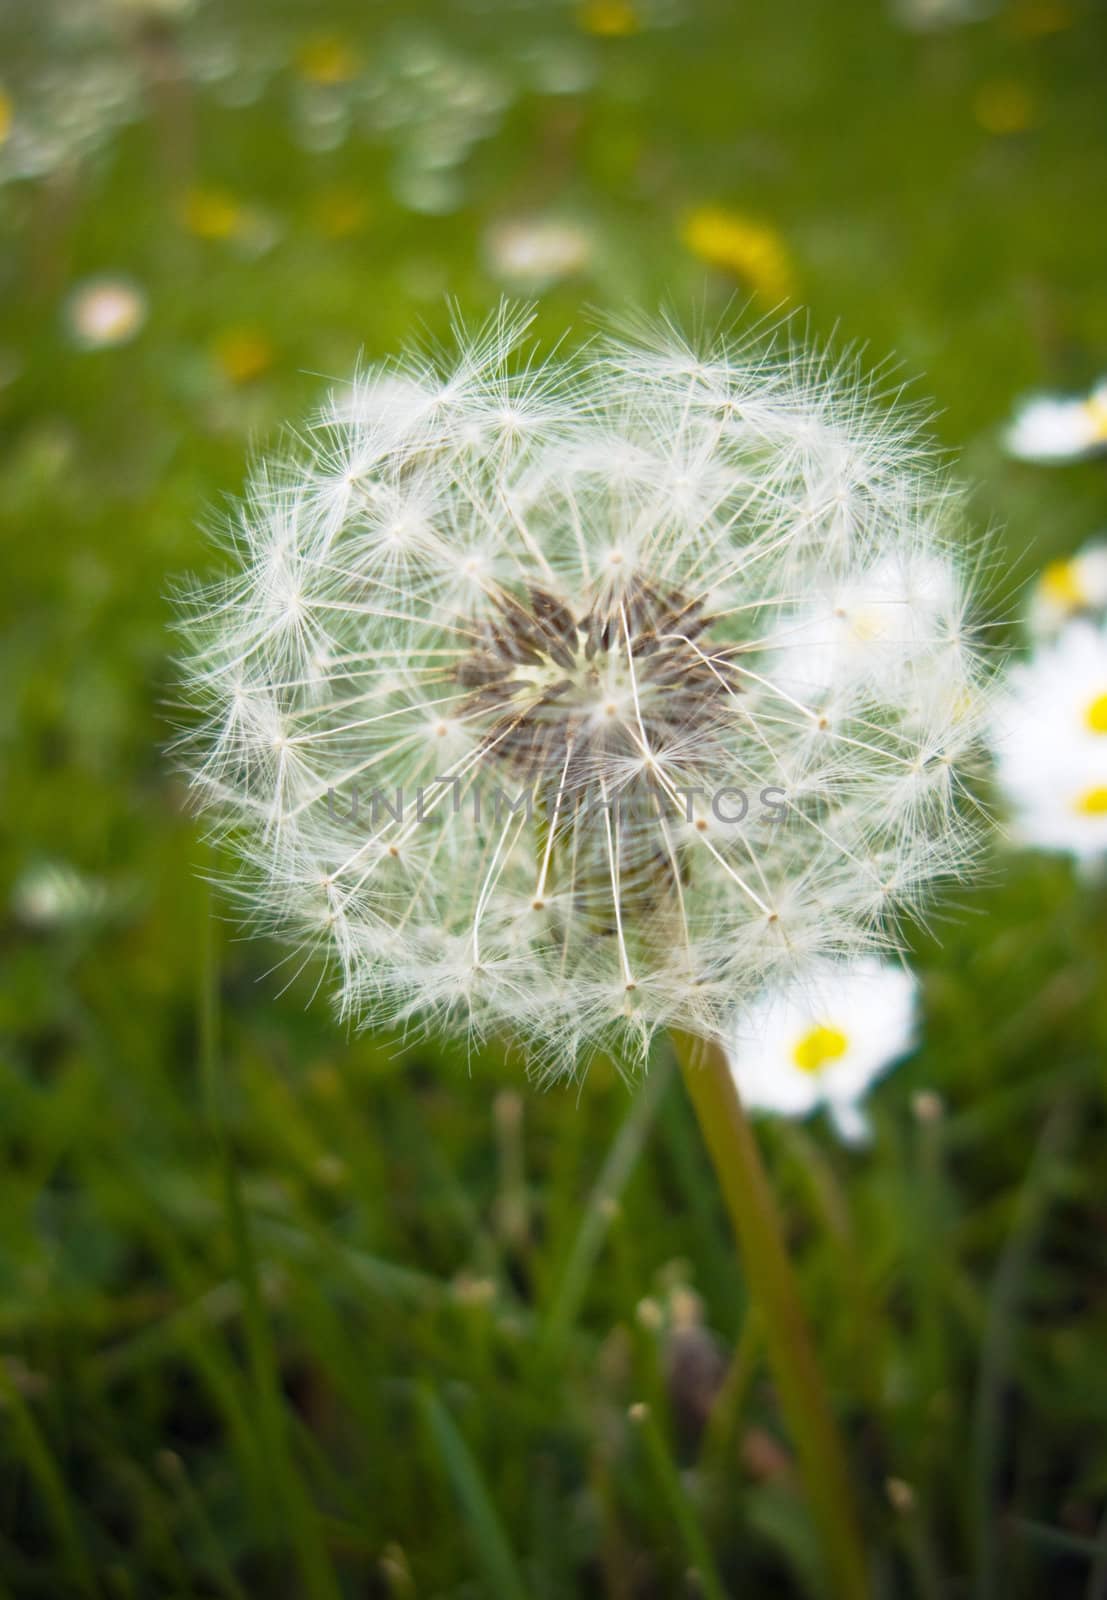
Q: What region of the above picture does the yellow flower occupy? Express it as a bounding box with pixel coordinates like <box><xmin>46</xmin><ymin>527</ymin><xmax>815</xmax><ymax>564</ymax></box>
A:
<box><xmin>296</xmin><ymin>35</ymin><xmax>360</xmax><ymax>85</ymax></box>
<box><xmin>311</xmin><ymin>186</ymin><xmax>370</xmax><ymax>240</ymax></box>
<box><xmin>0</xmin><ymin>88</ymin><xmax>12</xmax><ymax>147</ymax></box>
<box><xmin>682</xmin><ymin>206</ymin><xmax>796</xmax><ymax>302</ymax></box>
<box><xmin>973</xmin><ymin>81</ymin><xmax>1036</xmax><ymax>135</ymax></box>
<box><xmin>181</xmin><ymin>187</ymin><xmax>243</xmax><ymax>241</ymax></box>
<box><xmin>213</xmin><ymin>329</ymin><xmax>274</xmax><ymax>385</ymax></box>
<box><xmin>1007</xmin><ymin>0</ymin><xmax>1073</xmax><ymax>36</ymax></box>
<box><xmin>577</xmin><ymin>0</ymin><xmax>639</xmax><ymax>37</ymax></box>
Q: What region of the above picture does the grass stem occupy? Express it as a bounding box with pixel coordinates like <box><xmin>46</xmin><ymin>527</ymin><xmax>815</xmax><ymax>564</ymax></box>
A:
<box><xmin>671</xmin><ymin>1029</ymin><xmax>869</xmax><ymax>1600</ymax></box>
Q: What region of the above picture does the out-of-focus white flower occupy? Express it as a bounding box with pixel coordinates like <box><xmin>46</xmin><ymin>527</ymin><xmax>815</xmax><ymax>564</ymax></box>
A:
<box><xmin>1030</xmin><ymin>540</ymin><xmax>1107</xmax><ymax>637</ymax></box>
<box><xmin>484</xmin><ymin>218</ymin><xmax>593</xmax><ymax>290</ymax></box>
<box><xmin>11</xmin><ymin>861</ymin><xmax>112</xmax><ymax>929</ymax></box>
<box><xmin>64</xmin><ymin>276</ymin><xmax>147</xmax><ymax>349</ymax></box>
<box><xmin>727</xmin><ymin>959</ymin><xmax>919</xmax><ymax>1143</ymax></box>
<box><xmin>992</xmin><ymin>619</ymin><xmax>1107</xmax><ymax>860</ymax></box>
<box><xmin>177</xmin><ymin>306</ymin><xmax>985</xmax><ymax>1077</ymax></box>
<box><xmin>1004</xmin><ymin>380</ymin><xmax>1107</xmax><ymax>464</ymax></box>
<box><xmin>888</xmin><ymin>0</ymin><xmax>996</xmax><ymax>29</ymax></box>
<box><xmin>106</xmin><ymin>0</ymin><xmax>197</xmax><ymax>17</ymax></box>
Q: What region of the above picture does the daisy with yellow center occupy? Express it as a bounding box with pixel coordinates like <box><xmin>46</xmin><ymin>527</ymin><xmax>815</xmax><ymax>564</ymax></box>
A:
<box><xmin>728</xmin><ymin>960</ymin><xmax>919</xmax><ymax>1144</ymax></box>
<box><xmin>1004</xmin><ymin>378</ymin><xmax>1107</xmax><ymax>463</ymax></box>
<box><xmin>992</xmin><ymin>619</ymin><xmax>1107</xmax><ymax>860</ymax></box>
<box><xmin>1031</xmin><ymin>541</ymin><xmax>1107</xmax><ymax>637</ymax></box>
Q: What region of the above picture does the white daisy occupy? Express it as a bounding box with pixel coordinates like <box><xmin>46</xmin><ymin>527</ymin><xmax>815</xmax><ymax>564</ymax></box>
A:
<box><xmin>992</xmin><ymin>619</ymin><xmax>1107</xmax><ymax>860</ymax></box>
<box><xmin>64</xmin><ymin>277</ymin><xmax>147</xmax><ymax>350</ymax></box>
<box><xmin>1029</xmin><ymin>540</ymin><xmax>1107</xmax><ymax>637</ymax></box>
<box><xmin>484</xmin><ymin>218</ymin><xmax>593</xmax><ymax>290</ymax></box>
<box><xmin>727</xmin><ymin>959</ymin><xmax>919</xmax><ymax>1144</ymax></box>
<box><xmin>1004</xmin><ymin>379</ymin><xmax>1107</xmax><ymax>464</ymax></box>
<box><xmin>11</xmin><ymin>861</ymin><xmax>113</xmax><ymax>929</ymax></box>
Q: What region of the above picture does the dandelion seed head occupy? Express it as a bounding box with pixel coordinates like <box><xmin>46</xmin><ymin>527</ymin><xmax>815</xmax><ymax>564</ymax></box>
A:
<box><xmin>178</xmin><ymin>306</ymin><xmax>985</xmax><ymax>1075</ymax></box>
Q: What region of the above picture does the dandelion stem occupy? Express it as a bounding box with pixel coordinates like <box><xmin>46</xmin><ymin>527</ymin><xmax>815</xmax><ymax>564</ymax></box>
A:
<box><xmin>670</xmin><ymin>1028</ymin><xmax>869</xmax><ymax>1600</ymax></box>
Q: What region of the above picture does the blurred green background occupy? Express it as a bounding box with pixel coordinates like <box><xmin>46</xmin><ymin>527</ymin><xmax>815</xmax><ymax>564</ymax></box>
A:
<box><xmin>2</xmin><ymin>0</ymin><xmax>1107</xmax><ymax>1594</ymax></box>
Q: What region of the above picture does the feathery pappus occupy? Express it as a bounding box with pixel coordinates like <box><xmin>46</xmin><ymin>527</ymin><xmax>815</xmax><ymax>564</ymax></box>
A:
<box><xmin>177</xmin><ymin>306</ymin><xmax>987</xmax><ymax>1078</ymax></box>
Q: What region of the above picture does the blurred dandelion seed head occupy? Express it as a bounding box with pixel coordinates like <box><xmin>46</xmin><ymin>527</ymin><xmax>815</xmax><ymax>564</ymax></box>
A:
<box><xmin>178</xmin><ymin>306</ymin><xmax>986</xmax><ymax>1077</ymax></box>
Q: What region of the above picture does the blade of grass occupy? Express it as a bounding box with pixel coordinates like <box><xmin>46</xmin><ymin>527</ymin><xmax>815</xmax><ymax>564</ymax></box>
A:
<box><xmin>672</xmin><ymin>1029</ymin><xmax>869</xmax><ymax>1600</ymax></box>
<box><xmin>540</xmin><ymin>1056</ymin><xmax>673</xmax><ymax>1355</ymax></box>
<box><xmin>416</xmin><ymin>1384</ymin><xmax>529</xmax><ymax>1600</ymax></box>
<box><xmin>0</xmin><ymin>1363</ymin><xmax>94</xmax><ymax>1597</ymax></box>
<box><xmin>972</xmin><ymin>1094</ymin><xmax>1079</xmax><ymax>1600</ymax></box>
<box><xmin>628</xmin><ymin>1401</ymin><xmax>730</xmax><ymax>1600</ymax></box>
<box><xmin>199</xmin><ymin>885</ymin><xmax>342</xmax><ymax>1600</ymax></box>
<box><xmin>156</xmin><ymin>1449</ymin><xmax>249</xmax><ymax>1600</ymax></box>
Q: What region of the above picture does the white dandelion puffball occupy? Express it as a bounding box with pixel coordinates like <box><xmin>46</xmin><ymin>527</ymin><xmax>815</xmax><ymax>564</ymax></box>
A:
<box><xmin>991</xmin><ymin>619</ymin><xmax>1107</xmax><ymax>861</ymax></box>
<box><xmin>727</xmin><ymin>958</ymin><xmax>919</xmax><ymax>1144</ymax></box>
<box><xmin>179</xmin><ymin>307</ymin><xmax>985</xmax><ymax>1076</ymax></box>
<box><xmin>1004</xmin><ymin>379</ymin><xmax>1107</xmax><ymax>464</ymax></box>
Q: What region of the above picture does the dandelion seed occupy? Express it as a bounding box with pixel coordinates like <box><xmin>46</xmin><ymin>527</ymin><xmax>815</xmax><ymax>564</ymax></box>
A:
<box><xmin>726</xmin><ymin>958</ymin><xmax>919</xmax><ymax>1143</ymax></box>
<box><xmin>177</xmin><ymin>306</ymin><xmax>985</xmax><ymax>1077</ymax></box>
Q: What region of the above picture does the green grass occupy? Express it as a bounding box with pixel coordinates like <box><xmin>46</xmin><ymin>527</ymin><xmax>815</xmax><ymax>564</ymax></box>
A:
<box><xmin>2</xmin><ymin>0</ymin><xmax>1107</xmax><ymax>1593</ymax></box>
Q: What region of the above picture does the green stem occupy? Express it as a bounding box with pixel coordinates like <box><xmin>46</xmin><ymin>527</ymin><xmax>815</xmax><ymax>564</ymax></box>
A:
<box><xmin>671</xmin><ymin>1029</ymin><xmax>869</xmax><ymax>1600</ymax></box>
